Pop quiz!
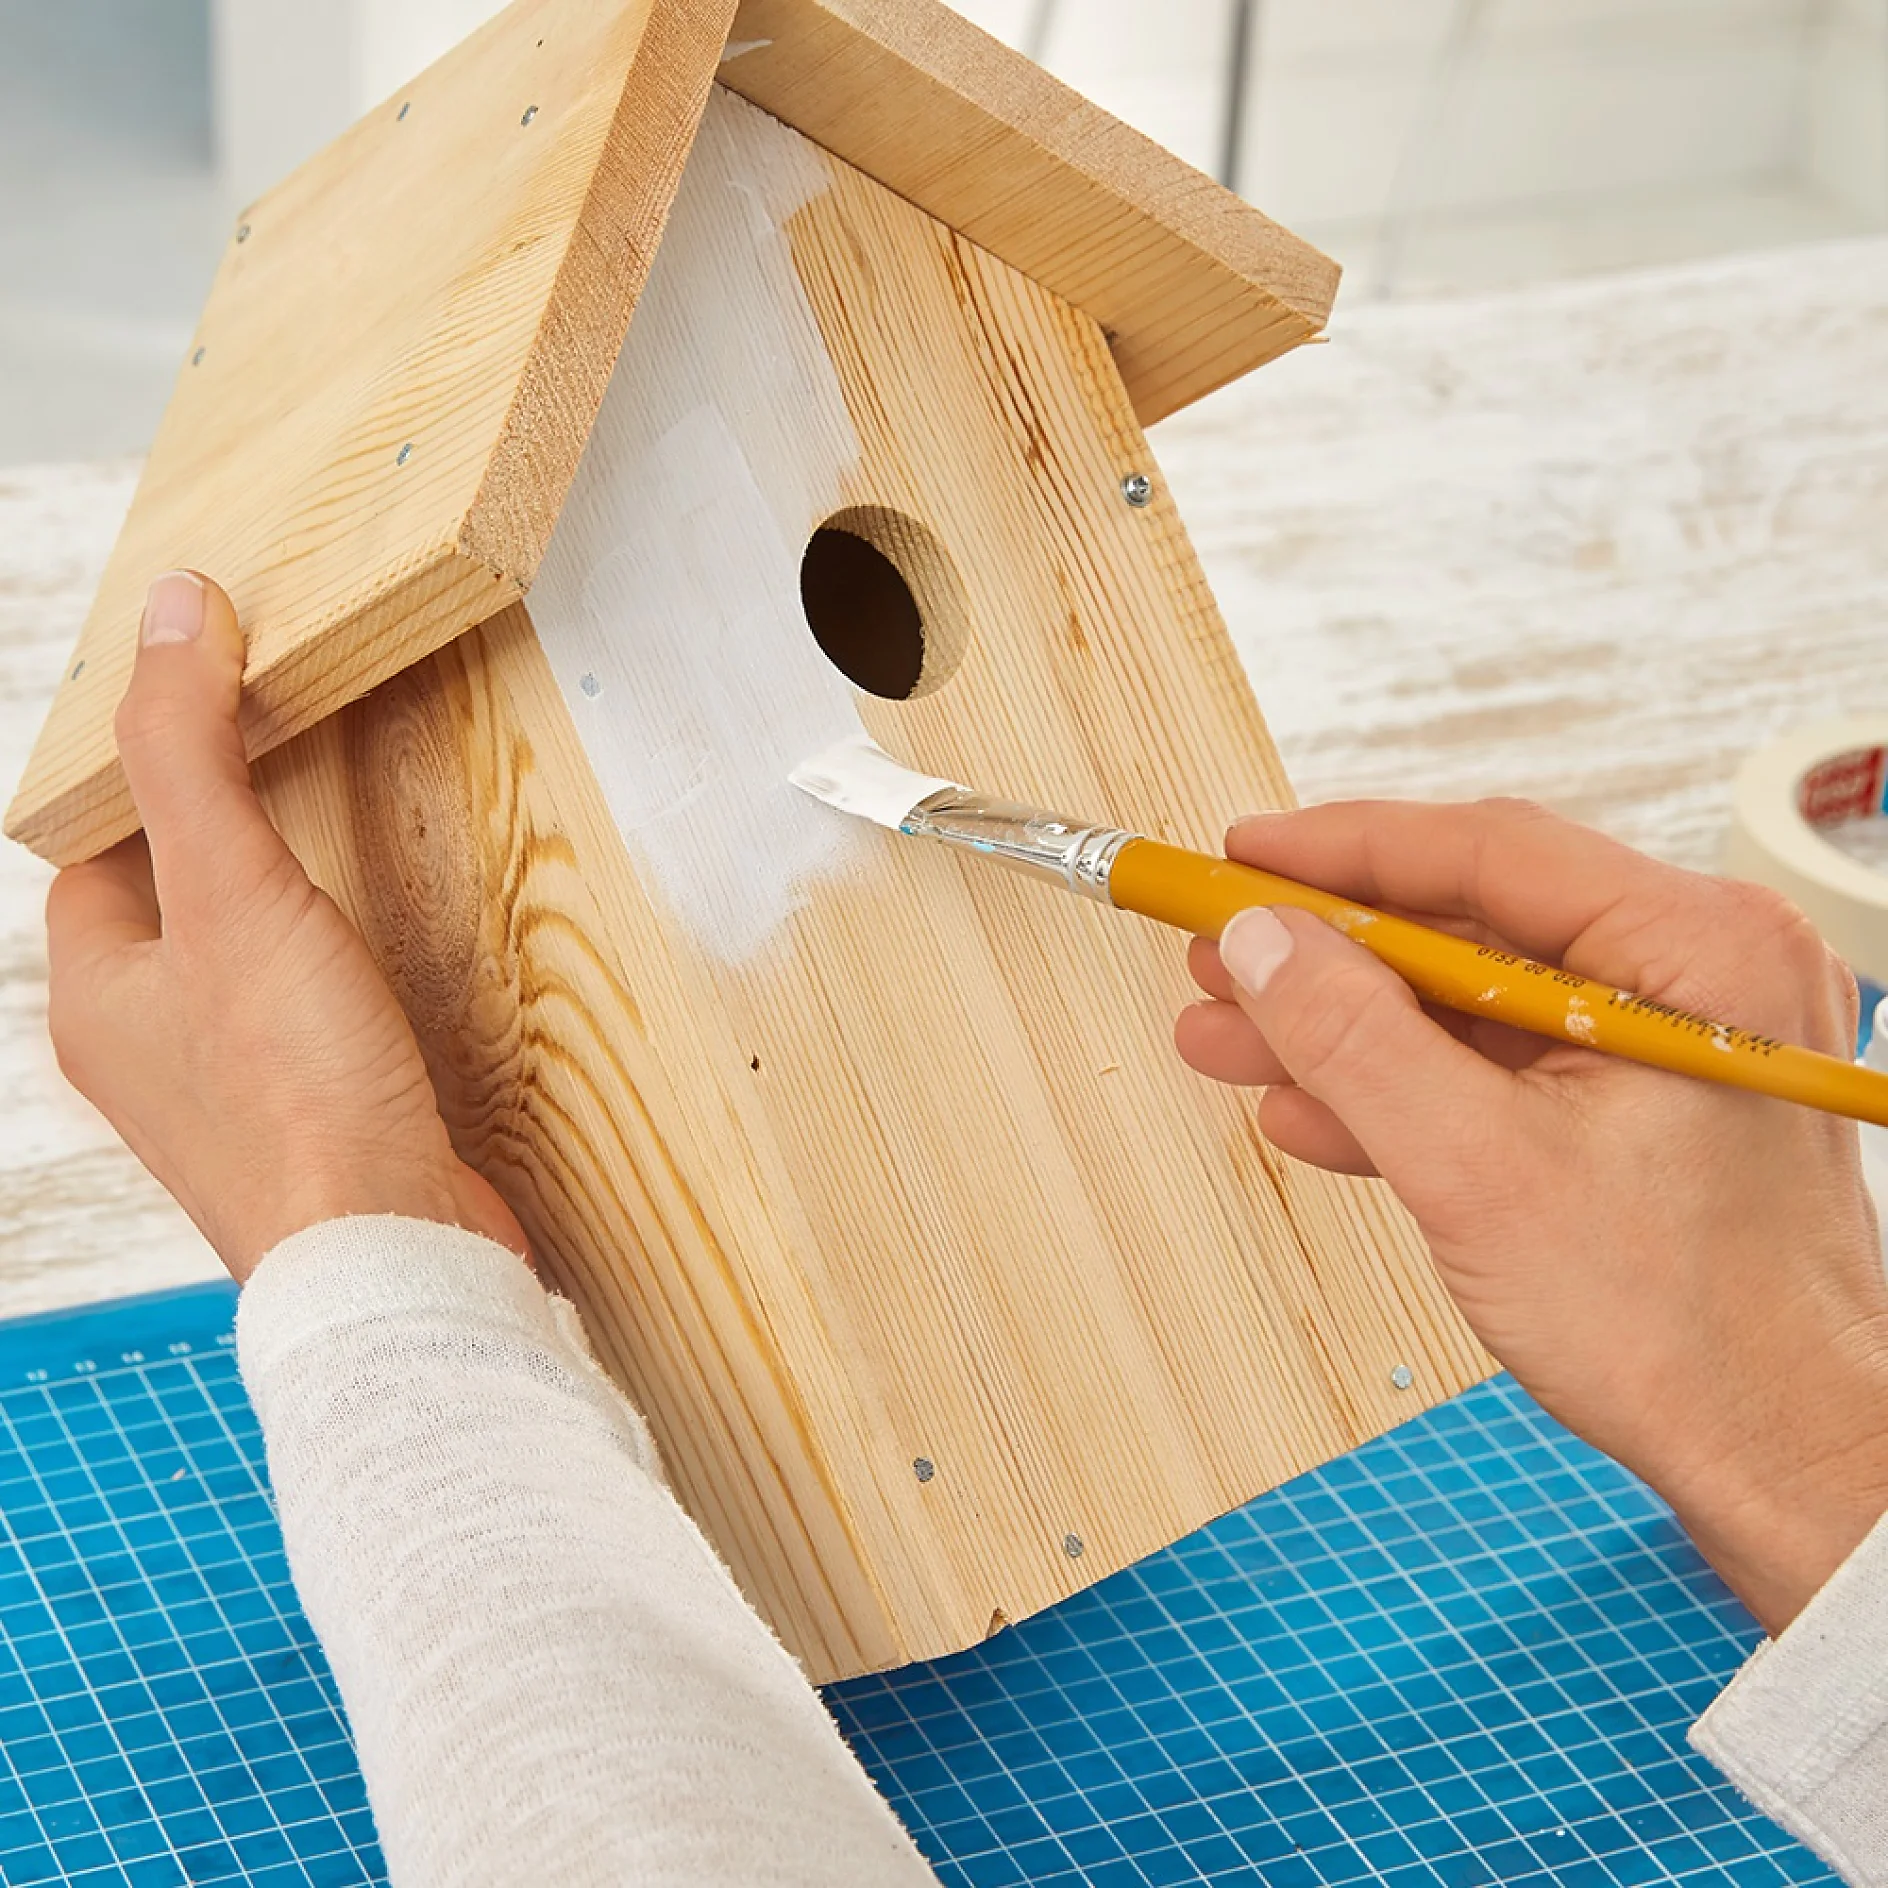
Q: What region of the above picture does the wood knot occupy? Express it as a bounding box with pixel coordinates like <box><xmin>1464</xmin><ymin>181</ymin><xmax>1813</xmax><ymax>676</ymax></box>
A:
<box><xmin>344</xmin><ymin>665</ymin><xmax>480</xmax><ymax>1037</ymax></box>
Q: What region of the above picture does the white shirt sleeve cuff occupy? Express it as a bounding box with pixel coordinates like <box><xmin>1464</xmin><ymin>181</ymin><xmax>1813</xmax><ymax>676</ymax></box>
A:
<box><xmin>1692</xmin><ymin>1507</ymin><xmax>1888</xmax><ymax>1883</ymax></box>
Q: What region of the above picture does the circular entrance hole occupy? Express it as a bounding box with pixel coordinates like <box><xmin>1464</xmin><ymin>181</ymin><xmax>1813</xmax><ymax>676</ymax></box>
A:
<box><xmin>800</xmin><ymin>506</ymin><xmax>970</xmax><ymax>702</ymax></box>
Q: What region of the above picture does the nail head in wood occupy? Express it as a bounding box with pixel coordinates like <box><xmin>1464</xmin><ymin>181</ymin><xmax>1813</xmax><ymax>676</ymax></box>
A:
<box><xmin>1391</xmin><ymin>1364</ymin><xmax>1415</xmax><ymax>1390</ymax></box>
<box><xmin>1063</xmin><ymin>1533</ymin><xmax>1085</xmax><ymax>1558</ymax></box>
<box><xmin>913</xmin><ymin>1457</ymin><xmax>935</xmax><ymax>1483</ymax></box>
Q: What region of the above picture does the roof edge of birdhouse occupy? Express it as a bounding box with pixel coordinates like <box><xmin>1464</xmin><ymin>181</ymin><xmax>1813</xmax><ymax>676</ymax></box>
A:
<box><xmin>720</xmin><ymin>0</ymin><xmax>1340</xmax><ymax>425</ymax></box>
<box><xmin>6</xmin><ymin>0</ymin><xmax>741</xmax><ymax>870</ymax></box>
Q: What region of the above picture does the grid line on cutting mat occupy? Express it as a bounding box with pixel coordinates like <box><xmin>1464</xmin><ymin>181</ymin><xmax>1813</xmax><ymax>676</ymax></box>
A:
<box><xmin>0</xmin><ymin>1283</ymin><xmax>1835</xmax><ymax>1886</ymax></box>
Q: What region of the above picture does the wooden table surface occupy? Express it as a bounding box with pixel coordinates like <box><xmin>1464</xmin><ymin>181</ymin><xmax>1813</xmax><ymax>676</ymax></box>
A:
<box><xmin>4</xmin><ymin>237</ymin><xmax>1886</xmax><ymax>1319</ymax></box>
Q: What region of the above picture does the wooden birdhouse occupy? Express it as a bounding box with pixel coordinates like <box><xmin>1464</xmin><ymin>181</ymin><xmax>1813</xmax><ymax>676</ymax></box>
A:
<box><xmin>8</xmin><ymin>0</ymin><xmax>1487</xmax><ymax>1681</ymax></box>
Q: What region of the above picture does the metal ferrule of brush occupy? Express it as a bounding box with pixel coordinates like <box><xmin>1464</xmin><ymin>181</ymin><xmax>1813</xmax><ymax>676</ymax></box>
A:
<box><xmin>899</xmin><ymin>791</ymin><xmax>1140</xmax><ymax>904</ymax></box>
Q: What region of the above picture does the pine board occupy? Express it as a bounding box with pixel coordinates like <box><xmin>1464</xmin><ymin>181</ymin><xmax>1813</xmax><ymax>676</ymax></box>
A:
<box><xmin>5</xmin><ymin>0</ymin><xmax>737</xmax><ymax>869</ymax></box>
<box><xmin>5</xmin><ymin>0</ymin><xmax>1340</xmax><ymax>873</ymax></box>
<box><xmin>4</xmin><ymin>240</ymin><xmax>1888</xmax><ymax>1346</ymax></box>
<box><xmin>250</xmin><ymin>91</ymin><xmax>1483</xmax><ymax>1682</ymax></box>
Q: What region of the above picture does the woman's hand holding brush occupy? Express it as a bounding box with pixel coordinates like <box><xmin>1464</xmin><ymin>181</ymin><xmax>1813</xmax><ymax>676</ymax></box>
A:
<box><xmin>1179</xmin><ymin>796</ymin><xmax>1888</xmax><ymax>1637</ymax></box>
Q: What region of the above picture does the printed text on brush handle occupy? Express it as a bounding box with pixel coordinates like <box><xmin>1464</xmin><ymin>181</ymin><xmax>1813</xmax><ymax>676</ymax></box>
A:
<box><xmin>1469</xmin><ymin>948</ymin><xmax>1788</xmax><ymax>1058</ymax></box>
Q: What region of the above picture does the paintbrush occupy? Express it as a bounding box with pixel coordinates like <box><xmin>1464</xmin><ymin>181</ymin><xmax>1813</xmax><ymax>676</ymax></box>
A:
<box><xmin>790</xmin><ymin>736</ymin><xmax>1888</xmax><ymax>1131</ymax></box>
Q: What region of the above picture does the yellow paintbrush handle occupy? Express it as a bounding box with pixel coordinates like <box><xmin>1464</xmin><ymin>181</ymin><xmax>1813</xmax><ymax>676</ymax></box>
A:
<box><xmin>1109</xmin><ymin>839</ymin><xmax>1888</xmax><ymax>1130</ymax></box>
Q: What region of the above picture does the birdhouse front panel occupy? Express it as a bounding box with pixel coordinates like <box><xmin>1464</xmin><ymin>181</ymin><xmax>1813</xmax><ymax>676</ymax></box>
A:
<box><xmin>248</xmin><ymin>83</ymin><xmax>1489</xmax><ymax>1682</ymax></box>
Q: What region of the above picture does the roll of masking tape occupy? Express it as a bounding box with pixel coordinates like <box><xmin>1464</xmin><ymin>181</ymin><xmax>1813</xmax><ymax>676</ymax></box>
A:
<box><xmin>1722</xmin><ymin>717</ymin><xmax>1888</xmax><ymax>991</ymax></box>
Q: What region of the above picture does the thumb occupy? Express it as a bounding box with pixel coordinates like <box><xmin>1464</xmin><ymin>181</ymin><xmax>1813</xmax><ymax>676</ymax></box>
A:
<box><xmin>112</xmin><ymin>571</ymin><xmax>299</xmax><ymax>929</ymax></box>
<box><xmin>1218</xmin><ymin>905</ymin><xmax>1515</xmax><ymax>1187</ymax></box>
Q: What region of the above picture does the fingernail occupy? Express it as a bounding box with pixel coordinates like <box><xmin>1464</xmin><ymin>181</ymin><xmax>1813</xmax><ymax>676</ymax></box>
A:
<box><xmin>1220</xmin><ymin>908</ymin><xmax>1294</xmax><ymax>995</ymax></box>
<box><xmin>1226</xmin><ymin>810</ymin><xmax>1287</xmax><ymax>840</ymax></box>
<box><xmin>141</xmin><ymin>571</ymin><xmax>205</xmax><ymax>646</ymax></box>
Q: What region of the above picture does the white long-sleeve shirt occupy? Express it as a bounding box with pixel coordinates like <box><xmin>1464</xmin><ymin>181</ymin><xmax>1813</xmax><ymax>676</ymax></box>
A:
<box><xmin>237</xmin><ymin>1217</ymin><xmax>1888</xmax><ymax>1887</ymax></box>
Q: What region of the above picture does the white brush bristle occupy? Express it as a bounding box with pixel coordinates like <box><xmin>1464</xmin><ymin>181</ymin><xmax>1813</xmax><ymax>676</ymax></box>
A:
<box><xmin>789</xmin><ymin>736</ymin><xmax>964</xmax><ymax>831</ymax></box>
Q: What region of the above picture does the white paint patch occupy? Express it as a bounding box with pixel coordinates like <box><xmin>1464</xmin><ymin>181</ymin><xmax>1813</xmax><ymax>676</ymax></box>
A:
<box><xmin>790</xmin><ymin>737</ymin><xmax>966</xmax><ymax>833</ymax></box>
<box><xmin>529</xmin><ymin>91</ymin><xmax>870</xmax><ymax>961</ymax></box>
<box><xmin>1564</xmin><ymin>994</ymin><xmax>1597</xmax><ymax>1043</ymax></box>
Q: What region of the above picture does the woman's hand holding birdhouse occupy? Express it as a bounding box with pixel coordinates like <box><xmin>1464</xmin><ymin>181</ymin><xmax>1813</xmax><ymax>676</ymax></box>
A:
<box><xmin>42</xmin><ymin>571</ymin><xmax>528</xmax><ymax>1282</ymax></box>
<box><xmin>1178</xmin><ymin>798</ymin><xmax>1888</xmax><ymax>1638</ymax></box>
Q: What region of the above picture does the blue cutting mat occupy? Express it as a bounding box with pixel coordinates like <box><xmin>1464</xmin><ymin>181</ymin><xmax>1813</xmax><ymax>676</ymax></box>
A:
<box><xmin>0</xmin><ymin>1286</ymin><xmax>377</xmax><ymax>1886</ymax></box>
<box><xmin>0</xmin><ymin>1286</ymin><xmax>1832</xmax><ymax>1888</ymax></box>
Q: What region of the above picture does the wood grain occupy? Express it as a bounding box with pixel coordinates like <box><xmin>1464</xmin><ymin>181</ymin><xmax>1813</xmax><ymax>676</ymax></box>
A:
<box><xmin>720</xmin><ymin>0</ymin><xmax>1340</xmax><ymax>426</ymax></box>
<box><xmin>8</xmin><ymin>0</ymin><xmax>1338</xmax><ymax>868</ymax></box>
<box><xmin>5</xmin><ymin>0</ymin><xmax>737</xmax><ymax>870</ymax></box>
<box><xmin>255</xmin><ymin>97</ymin><xmax>1482</xmax><ymax>1681</ymax></box>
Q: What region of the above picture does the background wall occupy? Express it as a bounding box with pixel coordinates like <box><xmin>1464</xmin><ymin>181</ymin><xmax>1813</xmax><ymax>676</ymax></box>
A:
<box><xmin>0</xmin><ymin>0</ymin><xmax>217</xmax><ymax>462</ymax></box>
<box><xmin>211</xmin><ymin>0</ymin><xmax>510</xmax><ymax>210</ymax></box>
<box><xmin>1</xmin><ymin>0</ymin><xmax>1884</xmax><ymax>463</ymax></box>
<box><xmin>1242</xmin><ymin>0</ymin><xmax>1888</xmax><ymax>293</ymax></box>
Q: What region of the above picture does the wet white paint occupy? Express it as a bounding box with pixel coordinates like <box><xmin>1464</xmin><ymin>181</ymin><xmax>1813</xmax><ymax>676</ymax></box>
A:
<box><xmin>790</xmin><ymin>736</ymin><xmax>966</xmax><ymax>834</ymax></box>
<box><xmin>529</xmin><ymin>89</ymin><xmax>871</xmax><ymax>961</ymax></box>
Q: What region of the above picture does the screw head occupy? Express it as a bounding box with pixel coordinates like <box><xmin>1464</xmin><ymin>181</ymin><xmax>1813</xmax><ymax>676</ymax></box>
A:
<box><xmin>913</xmin><ymin>1457</ymin><xmax>935</xmax><ymax>1484</ymax></box>
<box><xmin>578</xmin><ymin>672</ymin><xmax>602</xmax><ymax>699</ymax></box>
<box><xmin>1062</xmin><ymin>1533</ymin><xmax>1085</xmax><ymax>1559</ymax></box>
<box><xmin>1121</xmin><ymin>472</ymin><xmax>1154</xmax><ymax>508</ymax></box>
<box><xmin>70</xmin><ymin>660</ymin><xmax>85</xmax><ymax>681</ymax></box>
<box><xmin>1390</xmin><ymin>1364</ymin><xmax>1415</xmax><ymax>1391</ymax></box>
<box><xmin>521</xmin><ymin>104</ymin><xmax>539</xmax><ymax>126</ymax></box>
<box><xmin>396</xmin><ymin>443</ymin><xmax>414</xmax><ymax>466</ymax></box>
<box><xmin>397</xmin><ymin>101</ymin><xmax>411</xmax><ymax>122</ymax></box>
<box><xmin>191</xmin><ymin>347</ymin><xmax>205</xmax><ymax>366</ymax></box>
<box><xmin>236</xmin><ymin>224</ymin><xmax>251</xmax><ymax>243</ymax></box>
